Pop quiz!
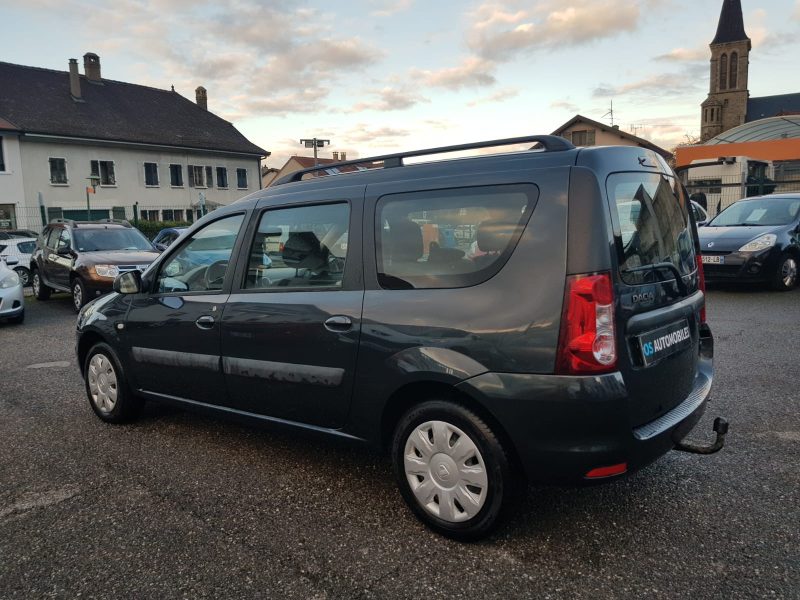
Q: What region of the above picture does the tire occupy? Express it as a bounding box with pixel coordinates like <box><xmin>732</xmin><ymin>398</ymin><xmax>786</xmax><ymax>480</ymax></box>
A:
<box><xmin>83</xmin><ymin>342</ymin><xmax>143</xmax><ymax>423</ymax></box>
<box><xmin>391</xmin><ymin>400</ymin><xmax>513</xmax><ymax>541</ymax></box>
<box><xmin>771</xmin><ymin>253</ymin><xmax>798</xmax><ymax>291</ymax></box>
<box><xmin>32</xmin><ymin>269</ymin><xmax>51</xmax><ymax>300</ymax></box>
<box><xmin>14</xmin><ymin>266</ymin><xmax>31</xmax><ymax>287</ymax></box>
<box><xmin>72</xmin><ymin>278</ymin><xmax>87</xmax><ymax>312</ymax></box>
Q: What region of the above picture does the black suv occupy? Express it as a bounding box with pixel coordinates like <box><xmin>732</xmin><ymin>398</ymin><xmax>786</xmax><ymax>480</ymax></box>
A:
<box><xmin>31</xmin><ymin>219</ymin><xmax>159</xmax><ymax>312</ymax></box>
<box><xmin>76</xmin><ymin>136</ymin><xmax>722</xmax><ymax>539</ymax></box>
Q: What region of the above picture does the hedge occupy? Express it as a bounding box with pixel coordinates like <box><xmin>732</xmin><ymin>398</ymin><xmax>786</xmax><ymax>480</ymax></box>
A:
<box><xmin>134</xmin><ymin>220</ymin><xmax>192</xmax><ymax>240</ymax></box>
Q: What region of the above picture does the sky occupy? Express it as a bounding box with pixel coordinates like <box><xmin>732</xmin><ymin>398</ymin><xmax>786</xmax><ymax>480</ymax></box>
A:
<box><xmin>2</xmin><ymin>0</ymin><xmax>799</xmax><ymax>168</ymax></box>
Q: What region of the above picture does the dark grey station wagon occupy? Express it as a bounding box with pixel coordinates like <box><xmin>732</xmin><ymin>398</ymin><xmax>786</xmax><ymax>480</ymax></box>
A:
<box><xmin>76</xmin><ymin>135</ymin><xmax>724</xmax><ymax>539</ymax></box>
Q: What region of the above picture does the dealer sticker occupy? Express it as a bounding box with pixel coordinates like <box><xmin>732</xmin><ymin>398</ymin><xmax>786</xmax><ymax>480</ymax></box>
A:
<box><xmin>638</xmin><ymin>319</ymin><xmax>692</xmax><ymax>366</ymax></box>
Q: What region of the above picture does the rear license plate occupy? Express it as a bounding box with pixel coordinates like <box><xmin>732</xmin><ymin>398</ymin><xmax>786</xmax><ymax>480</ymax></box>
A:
<box><xmin>702</xmin><ymin>255</ymin><xmax>724</xmax><ymax>264</ymax></box>
<box><xmin>638</xmin><ymin>319</ymin><xmax>692</xmax><ymax>367</ymax></box>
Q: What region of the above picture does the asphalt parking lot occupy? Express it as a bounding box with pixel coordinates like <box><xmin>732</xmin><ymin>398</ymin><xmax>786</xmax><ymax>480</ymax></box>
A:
<box><xmin>0</xmin><ymin>287</ymin><xmax>798</xmax><ymax>599</ymax></box>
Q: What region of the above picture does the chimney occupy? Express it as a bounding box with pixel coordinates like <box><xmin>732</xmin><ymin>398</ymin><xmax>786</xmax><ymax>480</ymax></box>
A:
<box><xmin>68</xmin><ymin>58</ymin><xmax>81</xmax><ymax>99</ymax></box>
<box><xmin>195</xmin><ymin>86</ymin><xmax>208</xmax><ymax>110</ymax></box>
<box><xmin>332</xmin><ymin>151</ymin><xmax>339</xmax><ymax>161</ymax></box>
<box><xmin>340</xmin><ymin>151</ymin><xmax>347</xmax><ymax>161</ymax></box>
<box><xmin>83</xmin><ymin>52</ymin><xmax>101</xmax><ymax>82</ymax></box>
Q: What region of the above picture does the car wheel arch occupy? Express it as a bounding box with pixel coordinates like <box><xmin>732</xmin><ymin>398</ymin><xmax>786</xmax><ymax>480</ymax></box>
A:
<box><xmin>78</xmin><ymin>331</ymin><xmax>110</xmax><ymax>375</ymax></box>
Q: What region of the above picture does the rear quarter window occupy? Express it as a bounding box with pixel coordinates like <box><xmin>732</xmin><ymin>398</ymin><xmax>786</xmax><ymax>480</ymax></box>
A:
<box><xmin>376</xmin><ymin>184</ymin><xmax>537</xmax><ymax>290</ymax></box>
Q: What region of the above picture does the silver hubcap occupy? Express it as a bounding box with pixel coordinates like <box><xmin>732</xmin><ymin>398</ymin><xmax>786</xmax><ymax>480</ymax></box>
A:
<box><xmin>404</xmin><ymin>420</ymin><xmax>488</xmax><ymax>523</ymax></box>
<box><xmin>73</xmin><ymin>283</ymin><xmax>82</xmax><ymax>309</ymax></box>
<box><xmin>88</xmin><ymin>354</ymin><xmax>118</xmax><ymax>413</ymax></box>
<box><xmin>781</xmin><ymin>258</ymin><xmax>797</xmax><ymax>287</ymax></box>
<box><xmin>15</xmin><ymin>268</ymin><xmax>29</xmax><ymax>286</ymax></box>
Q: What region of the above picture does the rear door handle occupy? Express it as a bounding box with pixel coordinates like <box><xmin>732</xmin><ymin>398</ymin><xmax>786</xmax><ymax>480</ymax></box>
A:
<box><xmin>324</xmin><ymin>315</ymin><xmax>352</xmax><ymax>332</ymax></box>
<box><xmin>195</xmin><ymin>315</ymin><xmax>215</xmax><ymax>330</ymax></box>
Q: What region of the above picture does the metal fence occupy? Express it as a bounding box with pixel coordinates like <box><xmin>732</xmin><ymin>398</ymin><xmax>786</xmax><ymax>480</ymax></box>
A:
<box><xmin>683</xmin><ymin>175</ymin><xmax>800</xmax><ymax>218</ymax></box>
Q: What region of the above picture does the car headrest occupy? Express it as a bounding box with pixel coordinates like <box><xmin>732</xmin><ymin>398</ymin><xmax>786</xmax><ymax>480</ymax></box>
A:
<box><xmin>282</xmin><ymin>231</ymin><xmax>329</xmax><ymax>271</ymax></box>
<box><xmin>387</xmin><ymin>219</ymin><xmax>423</xmax><ymax>262</ymax></box>
<box><xmin>477</xmin><ymin>220</ymin><xmax>515</xmax><ymax>253</ymax></box>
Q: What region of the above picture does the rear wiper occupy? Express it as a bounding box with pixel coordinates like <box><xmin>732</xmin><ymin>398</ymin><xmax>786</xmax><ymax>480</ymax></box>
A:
<box><xmin>621</xmin><ymin>262</ymin><xmax>688</xmax><ymax>296</ymax></box>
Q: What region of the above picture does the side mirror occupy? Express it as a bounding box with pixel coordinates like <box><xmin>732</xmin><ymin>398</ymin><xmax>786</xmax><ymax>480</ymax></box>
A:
<box><xmin>154</xmin><ymin>242</ymin><xmax>167</xmax><ymax>252</ymax></box>
<box><xmin>57</xmin><ymin>245</ymin><xmax>72</xmax><ymax>256</ymax></box>
<box><xmin>113</xmin><ymin>270</ymin><xmax>142</xmax><ymax>294</ymax></box>
<box><xmin>3</xmin><ymin>256</ymin><xmax>19</xmax><ymax>267</ymax></box>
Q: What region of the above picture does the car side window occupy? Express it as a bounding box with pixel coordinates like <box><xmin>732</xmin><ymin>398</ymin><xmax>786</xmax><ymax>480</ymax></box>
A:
<box><xmin>156</xmin><ymin>214</ymin><xmax>244</xmax><ymax>294</ymax></box>
<box><xmin>243</xmin><ymin>203</ymin><xmax>349</xmax><ymax>290</ymax></box>
<box><xmin>57</xmin><ymin>229</ymin><xmax>72</xmax><ymax>250</ymax></box>
<box><xmin>46</xmin><ymin>228</ymin><xmax>61</xmax><ymax>249</ymax></box>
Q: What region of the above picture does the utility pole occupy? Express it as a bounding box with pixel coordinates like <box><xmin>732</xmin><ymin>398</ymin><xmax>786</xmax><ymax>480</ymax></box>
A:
<box><xmin>300</xmin><ymin>138</ymin><xmax>331</xmax><ymax>167</ymax></box>
<box><xmin>85</xmin><ymin>175</ymin><xmax>100</xmax><ymax>221</ymax></box>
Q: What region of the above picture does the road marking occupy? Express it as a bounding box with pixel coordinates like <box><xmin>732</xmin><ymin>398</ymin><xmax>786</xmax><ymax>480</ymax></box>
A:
<box><xmin>26</xmin><ymin>361</ymin><xmax>71</xmax><ymax>369</ymax></box>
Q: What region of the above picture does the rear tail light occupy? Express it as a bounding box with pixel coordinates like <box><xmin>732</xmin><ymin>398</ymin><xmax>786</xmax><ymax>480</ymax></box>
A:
<box><xmin>556</xmin><ymin>272</ymin><xmax>617</xmax><ymax>375</ymax></box>
<box><xmin>696</xmin><ymin>255</ymin><xmax>707</xmax><ymax>324</ymax></box>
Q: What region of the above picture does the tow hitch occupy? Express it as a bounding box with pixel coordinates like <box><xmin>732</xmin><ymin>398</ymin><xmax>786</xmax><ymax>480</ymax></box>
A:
<box><xmin>675</xmin><ymin>417</ymin><xmax>729</xmax><ymax>455</ymax></box>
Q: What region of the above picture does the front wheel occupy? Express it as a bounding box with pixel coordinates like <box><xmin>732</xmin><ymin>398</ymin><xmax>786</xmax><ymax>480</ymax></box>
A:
<box><xmin>84</xmin><ymin>342</ymin><xmax>143</xmax><ymax>423</ymax></box>
<box><xmin>32</xmin><ymin>269</ymin><xmax>51</xmax><ymax>300</ymax></box>
<box><xmin>772</xmin><ymin>253</ymin><xmax>798</xmax><ymax>291</ymax></box>
<box><xmin>14</xmin><ymin>267</ymin><xmax>31</xmax><ymax>287</ymax></box>
<box><xmin>391</xmin><ymin>400</ymin><xmax>513</xmax><ymax>541</ymax></box>
<box><xmin>72</xmin><ymin>278</ymin><xmax>87</xmax><ymax>312</ymax></box>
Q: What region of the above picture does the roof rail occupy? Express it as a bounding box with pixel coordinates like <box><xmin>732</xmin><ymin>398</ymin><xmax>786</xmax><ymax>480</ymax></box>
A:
<box><xmin>97</xmin><ymin>218</ymin><xmax>132</xmax><ymax>227</ymax></box>
<box><xmin>47</xmin><ymin>218</ymin><xmax>131</xmax><ymax>228</ymax></box>
<box><xmin>49</xmin><ymin>218</ymin><xmax>76</xmax><ymax>226</ymax></box>
<box><xmin>273</xmin><ymin>134</ymin><xmax>575</xmax><ymax>186</ymax></box>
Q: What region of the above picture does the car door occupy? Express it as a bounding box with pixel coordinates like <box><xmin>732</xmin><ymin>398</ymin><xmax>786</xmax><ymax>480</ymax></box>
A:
<box><xmin>123</xmin><ymin>212</ymin><xmax>247</xmax><ymax>405</ymax></box>
<box><xmin>220</xmin><ymin>188</ymin><xmax>364</xmax><ymax>428</ymax></box>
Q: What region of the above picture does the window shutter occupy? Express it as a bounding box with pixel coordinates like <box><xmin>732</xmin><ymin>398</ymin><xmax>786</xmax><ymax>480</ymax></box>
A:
<box><xmin>90</xmin><ymin>160</ymin><xmax>99</xmax><ymax>177</ymax></box>
<box><xmin>205</xmin><ymin>166</ymin><xmax>213</xmax><ymax>187</ymax></box>
<box><xmin>187</xmin><ymin>164</ymin><xmax>194</xmax><ymax>187</ymax></box>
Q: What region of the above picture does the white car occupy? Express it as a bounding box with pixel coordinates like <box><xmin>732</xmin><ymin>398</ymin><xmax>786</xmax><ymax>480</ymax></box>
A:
<box><xmin>0</xmin><ymin>236</ymin><xmax>37</xmax><ymax>287</ymax></box>
<box><xmin>0</xmin><ymin>255</ymin><xmax>25</xmax><ymax>324</ymax></box>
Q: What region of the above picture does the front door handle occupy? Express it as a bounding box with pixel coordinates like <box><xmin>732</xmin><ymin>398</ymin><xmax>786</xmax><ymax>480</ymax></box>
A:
<box><xmin>324</xmin><ymin>315</ymin><xmax>352</xmax><ymax>332</ymax></box>
<box><xmin>195</xmin><ymin>315</ymin><xmax>215</xmax><ymax>330</ymax></box>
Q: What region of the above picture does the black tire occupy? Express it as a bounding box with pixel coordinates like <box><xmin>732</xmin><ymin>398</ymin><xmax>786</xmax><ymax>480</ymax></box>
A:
<box><xmin>391</xmin><ymin>400</ymin><xmax>513</xmax><ymax>541</ymax></box>
<box><xmin>32</xmin><ymin>269</ymin><xmax>50</xmax><ymax>300</ymax></box>
<box><xmin>771</xmin><ymin>253</ymin><xmax>798</xmax><ymax>291</ymax></box>
<box><xmin>14</xmin><ymin>266</ymin><xmax>31</xmax><ymax>287</ymax></box>
<box><xmin>83</xmin><ymin>342</ymin><xmax>143</xmax><ymax>423</ymax></box>
<box><xmin>72</xmin><ymin>277</ymin><xmax>87</xmax><ymax>312</ymax></box>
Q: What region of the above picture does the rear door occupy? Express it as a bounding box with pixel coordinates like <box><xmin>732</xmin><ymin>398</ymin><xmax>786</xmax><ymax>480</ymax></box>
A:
<box><xmin>605</xmin><ymin>170</ymin><xmax>704</xmax><ymax>426</ymax></box>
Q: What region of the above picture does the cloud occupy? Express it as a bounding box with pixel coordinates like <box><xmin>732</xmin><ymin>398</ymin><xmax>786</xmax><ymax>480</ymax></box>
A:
<box><xmin>348</xmin><ymin>87</ymin><xmax>429</xmax><ymax>112</ymax></box>
<box><xmin>370</xmin><ymin>0</ymin><xmax>413</xmax><ymax>17</ymax></box>
<box><xmin>467</xmin><ymin>0</ymin><xmax>646</xmax><ymax>61</ymax></box>
<box><xmin>655</xmin><ymin>47</ymin><xmax>707</xmax><ymax>62</ymax></box>
<box><xmin>467</xmin><ymin>88</ymin><xmax>520</xmax><ymax>107</ymax></box>
<box><xmin>411</xmin><ymin>57</ymin><xmax>497</xmax><ymax>90</ymax></box>
<box><xmin>341</xmin><ymin>125</ymin><xmax>411</xmax><ymax>144</ymax></box>
<box><xmin>550</xmin><ymin>99</ymin><xmax>579</xmax><ymax>113</ymax></box>
<box><xmin>593</xmin><ymin>65</ymin><xmax>706</xmax><ymax>99</ymax></box>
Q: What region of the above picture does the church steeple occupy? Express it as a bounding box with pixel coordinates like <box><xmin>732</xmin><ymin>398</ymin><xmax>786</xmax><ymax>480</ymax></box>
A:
<box><xmin>711</xmin><ymin>0</ymin><xmax>749</xmax><ymax>45</ymax></box>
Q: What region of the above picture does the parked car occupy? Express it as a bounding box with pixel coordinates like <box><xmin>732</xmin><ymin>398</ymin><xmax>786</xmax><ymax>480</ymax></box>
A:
<box><xmin>31</xmin><ymin>219</ymin><xmax>160</xmax><ymax>312</ymax></box>
<box><xmin>0</xmin><ymin>255</ymin><xmax>25</xmax><ymax>324</ymax></box>
<box><xmin>152</xmin><ymin>227</ymin><xmax>187</xmax><ymax>252</ymax></box>
<box><xmin>698</xmin><ymin>194</ymin><xmax>800</xmax><ymax>290</ymax></box>
<box><xmin>76</xmin><ymin>136</ymin><xmax>720</xmax><ymax>540</ymax></box>
<box><xmin>0</xmin><ymin>229</ymin><xmax>39</xmax><ymax>240</ymax></box>
<box><xmin>0</xmin><ymin>237</ymin><xmax>37</xmax><ymax>286</ymax></box>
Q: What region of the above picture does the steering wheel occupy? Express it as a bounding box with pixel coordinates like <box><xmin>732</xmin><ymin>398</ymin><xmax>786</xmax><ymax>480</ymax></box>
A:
<box><xmin>204</xmin><ymin>260</ymin><xmax>229</xmax><ymax>290</ymax></box>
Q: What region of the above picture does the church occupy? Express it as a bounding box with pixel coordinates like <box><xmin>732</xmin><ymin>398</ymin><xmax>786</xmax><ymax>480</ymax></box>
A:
<box><xmin>700</xmin><ymin>0</ymin><xmax>800</xmax><ymax>142</ymax></box>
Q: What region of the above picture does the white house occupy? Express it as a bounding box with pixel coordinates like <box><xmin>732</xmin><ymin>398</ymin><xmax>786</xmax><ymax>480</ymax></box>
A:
<box><xmin>0</xmin><ymin>53</ymin><xmax>268</xmax><ymax>231</ymax></box>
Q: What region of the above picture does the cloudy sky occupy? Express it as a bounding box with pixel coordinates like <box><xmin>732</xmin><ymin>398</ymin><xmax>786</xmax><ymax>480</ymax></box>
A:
<box><xmin>3</xmin><ymin>0</ymin><xmax>799</xmax><ymax>167</ymax></box>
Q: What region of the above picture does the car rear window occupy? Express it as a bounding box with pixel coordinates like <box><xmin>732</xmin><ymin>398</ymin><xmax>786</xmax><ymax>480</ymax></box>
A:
<box><xmin>376</xmin><ymin>184</ymin><xmax>537</xmax><ymax>290</ymax></box>
<box><xmin>17</xmin><ymin>241</ymin><xmax>36</xmax><ymax>254</ymax></box>
<box><xmin>607</xmin><ymin>173</ymin><xmax>695</xmax><ymax>285</ymax></box>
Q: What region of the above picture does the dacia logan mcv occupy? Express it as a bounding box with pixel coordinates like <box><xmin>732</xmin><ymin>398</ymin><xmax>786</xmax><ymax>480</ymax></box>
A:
<box><xmin>76</xmin><ymin>135</ymin><xmax>722</xmax><ymax>539</ymax></box>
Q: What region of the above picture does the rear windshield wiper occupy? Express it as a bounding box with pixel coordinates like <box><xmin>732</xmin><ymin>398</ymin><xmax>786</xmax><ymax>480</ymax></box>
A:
<box><xmin>621</xmin><ymin>262</ymin><xmax>688</xmax><ymax>296</ymax></box>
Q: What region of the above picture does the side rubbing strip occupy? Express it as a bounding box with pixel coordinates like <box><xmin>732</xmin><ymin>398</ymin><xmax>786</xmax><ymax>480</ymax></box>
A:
<box><xmin>222</xmin><ymin>356</ymin><xmax>344</xmax><ymax>388</ymax></box>
<box><xmin>132</xmin><ymin>347</ymin><xmax>220</xmax><ymax>372</ymax></box>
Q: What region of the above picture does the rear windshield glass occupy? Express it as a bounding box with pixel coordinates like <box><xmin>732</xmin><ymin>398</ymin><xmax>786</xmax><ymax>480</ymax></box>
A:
<box><xmin>17</xmin><ymin>241</ymin><xmax>36</xmax><ymax>254</ymax></box>
<box><xmin>73</xmin><ymin>228</ymin><xmax>153</xmax><ymax>252</ymax></box>
<box><xmin>607</xmin><ymin>173</ymin><xmax>695</xmax><ymax>284</ymax></box>
<box><xmin>709</xmin><ymin>197</ymin><xmax>800</xmax><ymax>227</ymax></box>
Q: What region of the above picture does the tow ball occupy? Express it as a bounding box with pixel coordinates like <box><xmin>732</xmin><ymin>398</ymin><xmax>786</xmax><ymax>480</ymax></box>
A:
<box><xmin>675</xmin><ymin>417</ymin><xmax>729</xmax><ymax>455</ymax></box>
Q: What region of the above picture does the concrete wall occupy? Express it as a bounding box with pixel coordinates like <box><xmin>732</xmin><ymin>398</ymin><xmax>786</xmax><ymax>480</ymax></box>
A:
<box><xmin>0</xmin><ymin>134</ymin><xmax>27</xmax><ymax>228</ymax></box>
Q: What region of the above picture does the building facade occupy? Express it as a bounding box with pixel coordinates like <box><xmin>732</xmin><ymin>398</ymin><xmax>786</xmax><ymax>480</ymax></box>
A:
<box><xmin>0</xmin><ymin>54</ymin><xmax>268</xmax><ymax>231</ymax></box>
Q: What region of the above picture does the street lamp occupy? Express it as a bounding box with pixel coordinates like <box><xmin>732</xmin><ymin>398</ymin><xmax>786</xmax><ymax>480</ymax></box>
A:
<box><xmin>299</xmin><ymin>138</ymin><xmax>330</xmax><ymax>167</ymax></box>
<box><xmin>85</xmin><ymin>175</ymin><xmax>101</xmax><ymax>221</ymax></box>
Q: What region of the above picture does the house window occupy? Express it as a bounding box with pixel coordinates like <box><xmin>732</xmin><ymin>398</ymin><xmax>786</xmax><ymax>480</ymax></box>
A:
<box><xmin>90</xmin><ymin>160</ymin><xmax>116</xmax><ymax>186</ymax></box>
<box><xmin>49</xmin><ymin>158</ymin><xmax>68</xmax><ymax>184</ymax></box>
<box><xmin>570</xmin><ymin>130</ymin><xmax>596</xmax><ymax>147</ymax></box>
<box><xmin>162</xmin><ymin>209</ymin><xmax>175</xmax><ymax>221</ymax></box>
<box><xmin>144</xmin><ymin>162</ymin><xmax>159</xmax><ymax>186</ymax></box>
<box><xmin>236</xmin><ymin>168</ymin><xmax>248</xmax><ymax>189</ymax></box>
<box><xmin>187</xmin><ymin>164</ymin><xmax>205</xmax><ymax>188</ymax></box>
<box><xmin>169</xmin><ymin>164</ymin><xmax>184</xmax><ymax>187</ymax></box>
<box><xmin>216</xmin><ymin>167</ymin><xmax>228</xmax><ymax>189</ymax></box>
<box><xmin>205</xmin><ymin>166</ymin><xmax>213</xmax><ymax>188</ymax></box>
<box><xmin>0</xmin><ymin>137</ymin><xmax>5</xmax><ymax>172</ymax></box>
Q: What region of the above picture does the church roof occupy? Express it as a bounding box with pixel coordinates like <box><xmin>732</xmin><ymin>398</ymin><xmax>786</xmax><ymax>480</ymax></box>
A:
<box><xmin>747</xmin><ymin>94</ymin><xmax>800</xmax><ymax>122</ymax></box>
<box><xmin>711</xmin><ymin>0</ymin><xmax>749</xmax><ymax>45</ymax></box>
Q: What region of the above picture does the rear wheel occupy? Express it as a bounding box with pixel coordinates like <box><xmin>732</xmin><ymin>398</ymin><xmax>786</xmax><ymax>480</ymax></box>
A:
<box><xmin>32</xmin><ymin>269</ymin><xmax>50</xmax><ymax>300</ymax></box>
<box><xmin>84</xmin><ymin>342</ymin><xmax>143</xmax><ymax>423</ymax></box>
<box><xmin>13</xmin><ymin>266</ymin><xmax>30</xmax><ymax>287</ymax></box>
<box><xmin>391</xmin><ymin>400</ymin><xmax>513</xmax><ymax>541</ymax></box>
<box><xmin>772</xmin><ymin>253</ymin><xmax>797</xmax><ymax>291</ymax></box>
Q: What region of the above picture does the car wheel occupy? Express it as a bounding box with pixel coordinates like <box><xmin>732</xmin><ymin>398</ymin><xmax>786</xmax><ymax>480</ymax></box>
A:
<box><xmin>72</xmin><ymin>278</ymin><xmax>87</xmax><ymax>312</ymax></box>
<box><xmin>772</xmin><ymin>253</ymin><xmax>798</xmax><ymax>291</ymax></box>
<box><xmin>391</xmin><ymin>400</ymin><xmax>513</xmax><ymax>541</ymax></box>
<box><xmin>84</xmin><ymin>342</ymin><xmax>143</xmax><ymax>423</ymax></box>
<box><xmin>32</xmin><ymin>269</ymin><xmax>51</xmax><ymax>300</ymax></box>
<box><xmin>14</xmin><ymin>266</ymin><xmax>31</xmax><ymax>287</ymax></box>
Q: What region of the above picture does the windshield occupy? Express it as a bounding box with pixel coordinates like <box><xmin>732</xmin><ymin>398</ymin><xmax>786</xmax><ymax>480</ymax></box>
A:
<box><xmin>73</xmin><ymin>228</ymin><xmax>153</xmax><ymax>252</ymax></box>
<box><xmin>709</xmin><ymin>197</ymin><xmax>800</xmax><ymax>227</ymax></box>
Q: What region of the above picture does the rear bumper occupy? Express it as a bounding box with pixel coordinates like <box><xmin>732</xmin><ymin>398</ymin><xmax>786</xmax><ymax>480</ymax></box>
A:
<box><xmin>456</xmin><ymin>329</ymin><xmax>714</xmax><ymax>484</ymax></box>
